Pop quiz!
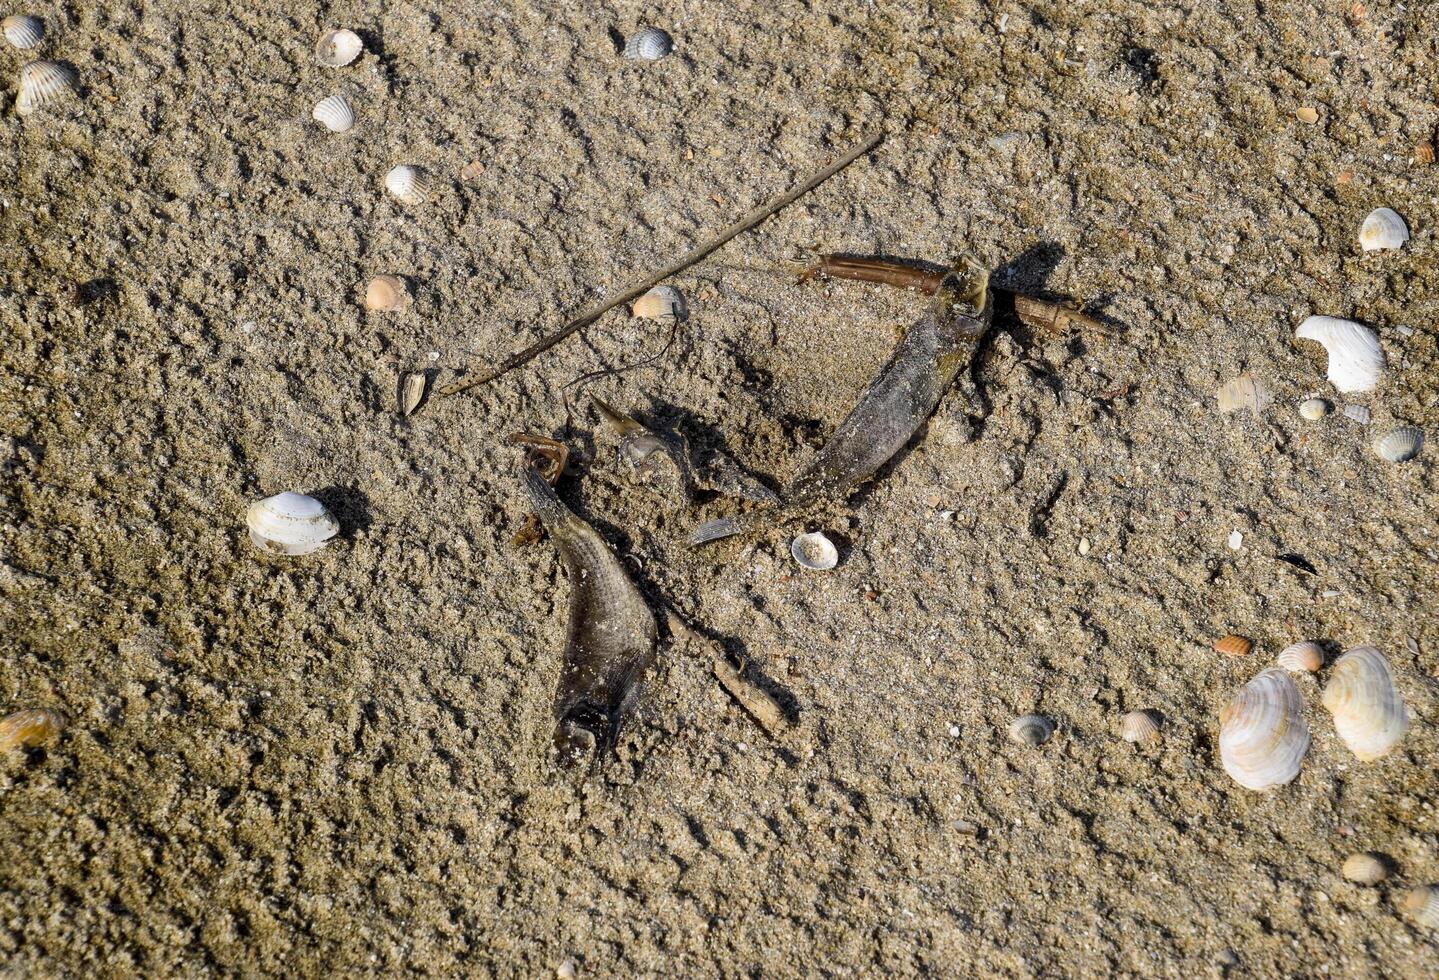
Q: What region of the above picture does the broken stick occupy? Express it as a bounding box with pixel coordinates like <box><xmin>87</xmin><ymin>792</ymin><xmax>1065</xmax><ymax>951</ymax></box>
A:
<box><xmin>664</xmin><ymin>610</ymin><xmax>794</xmax><ymax>736</ymax></box>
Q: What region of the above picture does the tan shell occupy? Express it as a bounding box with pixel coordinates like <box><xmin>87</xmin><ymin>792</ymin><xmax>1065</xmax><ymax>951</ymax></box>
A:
<box><xmin>1416</xmin><ymin>142</ymin><xmax>1436</xmax><ymax>165</ymax></box>
<box><xmin>15</xmin><ymin>59</ymin><xmax>78</xmax><ymax>116</ymax></box>
<box><xmin>1214</xmin><ymin>634</ymin><xmax>1253</xmax><ymax>658</ymax></box>
<box><xmin>1120</xmin><ymin>710</ymin><xmax>1162</xmax><ymax>744</ymax></box>
<box><xmin>364</xmin><ymin>275</ymin><xmax>411</xmax><ymax>312</ymax></box>
<box><xmin>1008</xmin><ymin>714</ymin><xmax>1054</xmax><ymax>747</ymax></box>
<box><xmin>1218</xmin><ymin>668</ymin><xmax>1310</xmax><ymax>791</ymax></box>
<box><xmin>1276</xmin><ymin>641</ymin><xmax>1324</xmax><ymax>673</ymax></box>
<box><xmin>631</xmin><ymin>285</ymin><xmax>685</xmax><ymax>320</ymax></box>
<box><xmin>0</xmin><ymin>707</ymin><xmax>67</xmax><ymax>752</ymax></box>
<box><xmin>1295</xmin><ymin>106</ymin><xmax>1319</xmax><ymax>124</ymax></box>
<box><xmin>1216</xmin><ymin>374</ymin><xmax>1272</xmax><ymax>415</ymax></box>
<box><xmin>1340</xmin><ymin>852</ymin><xmax>1388</xmax><ymax>885</ymax></box>
<box><xmin>1403</xmin><ymin>886</ymin><xmax>1439</xmax><ymax>929</ymax></box>
<box><xmin>1321</xmin><ymin>646</ymin><xmax>1408</xmax><ymax>761</ymax></box>
<box><xmin>397</xmin><ymin>372</ymin><xmax>428</xmax><ymax>416</ymax></box>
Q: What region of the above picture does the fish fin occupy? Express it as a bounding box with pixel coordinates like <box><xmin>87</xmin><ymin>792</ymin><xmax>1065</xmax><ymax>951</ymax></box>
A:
<box><xmin>689</xmin><ymin>516</ymin><xmax>749</xmax><ymax>546</ymax></box>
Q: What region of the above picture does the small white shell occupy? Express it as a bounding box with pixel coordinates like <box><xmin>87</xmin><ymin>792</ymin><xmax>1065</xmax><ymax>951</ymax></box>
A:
<box><xmin>1216</xmin><ymin>374</ymin><xmax>1272</xmax><ymax>415</ymax></box>
<box><xmin>631</xmin><ymin>286</ymin><xmax>685</xmax><ymax>320</ymax></box>
<box><xmin>1297</xmin><ymin>398</ymin><xmax>1330</xmax><ymax>421</ymax></box>
<box><xmin>384</xmin><ymin>165</ymin><xmax>432</xmax><ymax>205</ymax></box>
<box><xmin>790</xmin><ymin>531</ymin><xmax>838</xmax><ymax>571</ymax></box>
<box><xmin>1276</xmin><ymin>641</ymin><xmax>1324</xmax><ymax>673</ymax></box>
<box><xmin>316</xmin><ymin>29</ymin><xmax>363</xmax><ymax>67</ymax></box>
<box><xmin>1340</xmin><ymin>852</ymin><xmax>1389</xmax><ymax>885</ymax></box>
<box><xmin>311</xmin><ymin>94</ymin><xmax>355</xmax><ymax>133</ymax></box>
<box><xmin>246</xmin><ymin>492</ymin><xmax>339</xmax><ymax>556</ymax></box>
<box><xmin>1373</xmin><ymin>426</ymin><xmax>1423</xmax><ymax>463</ymax></box>
<box><xmin>15</xmin><ymin>60</ymin><xmax>78</xmax><ymax>116</ymax></box>
<box><xmin>1295</xmin><ymin>316</ymin><xmax>1385</xmax><ymax>393</ymax></box>
<box><xmin>1120</xmin><ymin>710</ymin><xmax>1162</xmax><ymax>744</ymax></box>
<box><xmin>1403</xmin><ymin>885</ymin><xmax>1439</xmax><ymax>929</ymax></box>
<box><xmin>2</xmin><ymin>15</ymin><xmax>44</xmax><ymax>50</ymax></box>
<box><xmin>1321</xmin><ymin>646</ymin><xmax>1408</xmax><ymax>761</ymax></box>
<box><xmin>623</xmin><ymin>26</ymin><xmax>674</xmax><ymax>60</ymax></box>
<box><xmin>1009</xmin><ymin>714</ymin><xmax>1054</xmax><ymax>747</ymax></box>
<box><xmin>1359</xmin><ymin>207</ymin><xmax>1409</xmax><ymax>252</ymax></box>
<box><xmin>1343</xmin><ymin>404</ymin><xmax>1371</xmax><ymax>425</ymax></box>
<box><xmin>1218</xmin><ymin>668</ymin><xmax>1310</xmax><ymax>791</ymax></box>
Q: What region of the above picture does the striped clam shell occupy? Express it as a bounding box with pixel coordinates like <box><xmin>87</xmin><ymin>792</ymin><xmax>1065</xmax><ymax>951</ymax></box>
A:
<box><xmin>1404</xmin><ymin>886</ymin><xmax>1439</xmax><ymax>929</ymax></box>
<box><xmin>384</xmin><ymin>165</ymin><xmax>432</xmax><ymax>205</ymax></box>
<box><xmin>1321</xmin><ymin>646</ymin><xmax>1408</xmax><ymax>761</ymax></box>
<box><xmin>1120</xmin><ymin>710</ymin><xmax>1162</xmax><ymax>744</ymax></box>
<box><xmin>1276</xmin><ymin>641</ymin><xmax>1324</xmax><ymax>673</ymax></box>
<box><xmin>15</xmin><ymin>60</ymin><xmax>77</xmax><ymax>116</ymax></box>
<box><xmin>623</xmin><ymin>26</ymin><xmax>673</xmax><ymax>60</ymax></box>
<box><xmin>311</xmin><ymin>94</ymin><xmax>355</xmax><ymax>133</ymax></box>
<box><xmin>1008</xmin><ymin>714</ymin><xmax>1054</xmax><ymax>747</ymax></box>
<box><xmin>1372</xmin><ymin>426</ymin><xmax>1423</xmax><ymax>463</ymax></box>
<box><xmin>2</xmin><ymin>15</ymin><xmax>44</xmax><ymax>50</ymax></box>
<box><xmin>1218</xmin><ymin>668</ymin><xmax>1310</xmax><ymax>791</ymax></box>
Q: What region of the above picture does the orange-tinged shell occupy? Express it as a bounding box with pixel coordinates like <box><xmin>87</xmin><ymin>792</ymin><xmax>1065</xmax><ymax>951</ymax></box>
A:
<box><xmin>1277</xmin><ymin>641</ymin><xmax>1324</xmax><ymax>673</ymax></box>
<box><xmin>1415</xmin><ymin>141</ymin><xmax>1435</xmax><ymax>165</ymax></box>
<box><xmin>365</xmin><ymin>275</ymin><xmax>411</xmax><ymax>312</ymax></box>
<box><xmin>0</xmin><ymin>708</ymin><xmax>66</xmax><ymax>752</ymax></box>
<box><xmin>1404</xmin><ymin>886</ymin><xmax>1439</xmax><ymax>929</ymax></box>
<box><xmin>1340</xmin><ymin>852</ymin><xmax>1388</xmax><ymax>885</ymax></box>
<box><xmin>1214</xmin><ymin>634</ymin><xmax>1253</xmax><ymax>657</ymax></box>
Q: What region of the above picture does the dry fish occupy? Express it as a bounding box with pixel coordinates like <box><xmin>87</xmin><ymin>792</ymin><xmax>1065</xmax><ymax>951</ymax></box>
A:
<box><xmin>1373</xmin><ymin>426</ymin><xmax>1423</xmax><ymax>463</ymax></box>
<box><xmin>623</xmin><ymin>26</ymin><xmax>673</xmax><ymax>60</ymax></box>
<box><xmin>1120</xmin><ymin>710</ymin><xmax>1162</xmax><ymax>744</ymax></box>
<box><xmin>790</xmin><ymin>531</ymin><xmax>839</xmax><ymax>571</ymax></box>
<box><xmin>0</xmin><ymin>707</ymin><xmax>66</xmax><ymax>752</ymax></box>
<box><xmin>1216</xmin><ymin>374</ymin><xmax>1272</xmax><ymax>415</ymax></box>
<box><xmin>1219</xmin><ymin>668</ymin><xmax>1310</xmax><ymax>791</ymax></box>
<box><xmin>1359</xmin><ymin>207</ymin><xmax>1409</xmax><ymax>252</ymax></box>
<box><xmin>1294</xmin><ymin>316</ymin><xmax>1384</xmax><ymax>393</ymax></box>
<box><xmin>2</xmin><ymin>15</ymin><xmax>44</xmax><ymax>49</ymax></box>
<box><xmin>1009</xmin><ymin>714</ymin><xmax>1054</xmax><ymax>747</ymax></box>
<box><xmin>1213</xmin><ymin>634</ymin><xmax>1253</xmax><ymax>658</ymax></box>
<box><xmin>15</xmin><ymin>60</ymin><xmax>77</xmax><ymax>116</ymax></box>
<box><xmin>1322</xmin><ymin>646</ymin><xmax>1408</xmax><ymax>761</ymax></box>
<box><xmin>1340</xmin><ymin>852</ymin><xmax>1389</xmax><ymax>885</ymax></box>
<box><xmin>311</xmin><ymin>94</ymin><xmax>355</xmax><ymax>133</ymax></box>
<box><xmin>365</xmin><ymin>274</ymin><xmax>411</xmax><ymax>312</ymax></box>
<box><xmin>246</xmin><ymin>492</ymin><xmax>339</xmax><ymax>556</ymax></box>
<box><xmin>522</xmin><ymin>467</ymin><xmax>656</xmax><ymax>765</ymax></box>
<box><xmin>316</xmin><ymin>28</ymin><xmax>363</xmax><ymax>67</ymax></box>
<box><xmin>1276</xmin><ymin>641</ymin><xmax>1324</xmax><ymax>673</ymax></box>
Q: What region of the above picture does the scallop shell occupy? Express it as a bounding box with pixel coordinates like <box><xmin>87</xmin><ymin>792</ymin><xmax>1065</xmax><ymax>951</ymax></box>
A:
<box><xmin>1297</xmin><ymin>398</ymin><xmax>1330</xmax><ymax>421</ymax></box>
<box><xmin>384</xmin><ymin>165</ymin><xmax>432</xmax><ymax>205</ymax></box>
<box><xmin>1321</xmin><ymin>646</ymin><xmax>1408</xmax><ymax>761</ymax></box>
<box><xmin>1373</xmin><ymin>426</ymin><xmax>1423</xmax><ymax>463</ymax></box>
<box><xmin>1218</xmin><ymin>668</ymin><xmax>1310</xmax><ymax>791</ymax></box>
<box><xmin>631</xmin><ymin>285</ymin><xmax>685</xmax><ymax>320</ymax></box>
<box><xmin>1276</xmin><ymin>641</ymin><xmax>1324</xmax><ymax>673</ymax></box>
<box><xmin>364</xmin><ymin>274</ymin><xmax>411</xmax><ymax>312</ymax></box>
<box><xmin>1213</xmin><ymin>634</ymin><xmax>1253</xmax><ymax>658</ymax></box>
<box><xmin>790</xmin><ymin>531</ymin><xmax>838</xmax><ymax>571</ymax></box>
<box><xmin>246</xmin><ymin>492</ymin><xmax>339</xmax><ymax>556</ymax></box>
<box><xmin>1009</xmin><ymin>714</ymin><xmax>1054</xmax><ymax>747</ymax></box>
<box><xmin>15</xmin><ymin>60</ymin><xmax>78</xmax><ymax>116</ymax></box>
<box><xmin>311</xmin><ymin>94</ymin><xmax>355</xmax><ymax>133</ymax></box>
<box><xmin>623</xmin><ymin>26</ymin><xmax>674</xmax><ymax>60</ymax></box>
<box><xmin>1295</xmin><ymin>316</ymin><xmax>1385</xmax><ymax>393</ymax></box>
<box><xmin>0</xmin><ymin>707</ymin><xmax>66</xmax><ymax>752</ymax></box>
<box><xmin>1216</xmin><ymin>374</ymin><xmax>1271</xmax><ymax>415</ymax></box>
<box><xmin>1359</xmin><ymin>207</ymin><xmax>1409</xmax><ymax>251</ymax></box>
<box><xmin>2</xmin><ymin>15</ymin><xmax>44</xmax><ymax>50</ymax></box>
<box><xmin>397</xmin><ymin>371</ymin><xmax>429</xmax><ymax>416</ymax></box>
<box><xmin>316</xmin><ymin>29</ymin><xmax>363</xmax><ymax>67</ymax></box>
<box><xmin>1340</xmin><ymin>852</ymin><xmax>1389</xmax><ymax>885</ymax></box>
<box><xmin>1120</xmin><ymin>710</ymin><xmax>1162</xmax><ymax>744</ymax></box>
<box><xmin>1403</xmin><ymin>886</ymin><xmax>1439</xmax><ymax>929</ymax></box>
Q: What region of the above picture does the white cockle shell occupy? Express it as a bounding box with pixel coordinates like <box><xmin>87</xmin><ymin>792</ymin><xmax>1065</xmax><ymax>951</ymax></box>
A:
<box><xmin>1120</xmin><ymin>710</ymin><xmax>1162</xmax><ymax>744</ymax></box>
<box><xmin>1321</xmin><ymin>646</ymin><xmax>1408</xmax><ymax>761</ymax></box>
<box><xmin>15</xmin><ymin>60</ymin><xmax>77</xmax><ymax>116</ymax></box>
<box><xmin>790</xmin><ymin>531</ymin><xmax>838</xmax><ymax>571</ymax></box>
<box><xmin>1219</xmin><ymin>668</ymin><xmax>1310</xmax><ymax>791</ymax></box>
<box><xmin>384</xmin><ymin>165</ymin><xmax>432</xmax><ymax>205</ymax></box>
<box><xmin>1295</xmin><ymin>316</ymin><xmax>1385</xmax><ymax>393</ymax></box>
<box><xmin>311</xmin><ymin>94</ymin><xmax>355</xmax><ymax>133</ymax></box>
<box><xmin>623</xmin><ymin>27</ymin><xmax>673</xmax><ymax>60</ymax></box>
<box><xmin>1276</xmin><ymin>641</ymin><xmax>1324</xmax><ymax>673</ymax></box>
<box><xmin>1372</xmin><ymin>426</ymin><xmax>1423</xmax><ymax>463</ymax></box>
<box><xmin>246</xmin><ymin>492</ymin><xmax>339</xmax><ymax>556</ymax></box>
<box><xmin>2</xmin><ymin>15</ymin><xmax>44</xmax><ymax>50</ymax></box>
<box><xmin>1359</xmin><ymin>208</ymin><xmax>1409</xmax><ymax>252</ymax></box>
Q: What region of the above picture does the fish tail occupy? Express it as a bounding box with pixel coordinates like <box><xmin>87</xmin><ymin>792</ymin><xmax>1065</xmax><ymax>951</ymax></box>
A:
<box><xmin>520</xmin><ymin>467</ymin><xmax>571</xmax><ymax>530</ymax></box>
<box><xmin>688</xmin><ymin>515</ymin><xmax>751</xmax><ymax>546</ymax></box>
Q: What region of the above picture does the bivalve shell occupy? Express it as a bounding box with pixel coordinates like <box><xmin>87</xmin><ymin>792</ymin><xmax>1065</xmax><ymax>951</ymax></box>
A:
<box><xmin>385</xmin><ymin>165</ymin><xmax>432</xmax><ymax>205</ymax></box>
<box><xmin>0</xmin><ymin>707</ymin><xmax>66</xmax><ymax>752</ymax></box>
<box><xmin>246</xmin><ymin>492</ymin><xmax>339</xmax><ymax>556</ymax></box>
<box><xmin>397</xmin><ymin>371</ymin><xmax>429</xmax><ymax>416</ymax></box>
<box><xmin>311</xmin><ymin>94</ymin><xmax>355</xmax><ymax>133</ymax></box>
<box><xmin>364</xmin><ymin>274</ymin><xmax>411</xmax><ymax>312</ymax></box>
<box><xmin>790</xmin><ymin>531</ymin><xmax>838</xmax><ymax>571</ymax></box>
<box><xmin>631</xmin><ymin>285</ymin><xmax>685</xmax><ymax>320</ymax></box>
<box><xmin>1120</xmin><ymin>710</ymin><xmax>1162</xmax><ymax>744</ymax></box>
<box><xmin>316</xmin><ymin>29</ymin><xmax>363</xmax><ymax>67</ymax></box>
<box><xmin>623</xmin><ymin>26</ymin><xmax>674</xmax><ymax>60</ymax></box>
<box><xmin>1340</xmin><ymin>852</ymin><xmax>1389</xmax><ymax>885</ymax></box>
<box><xmin>1218</xmin><ymin>668</ymin><xmax>1310</xmax><ymax>791</ymax></box>
<box><xmin>1295</xmin><ymin>316</ymin><xmax>1385</xmax><ymax>393</ymax></box>
<box><xmin>1009</xmin><ymin>714</ymin><xmax>1054</xmax><ymax>747</ymax></box>
<box><xmin>1321</xmin><ymin>646</ymin><xmax>1408</xmax><ymax>761</ymax></box>
<box><xmin>1297</xmin><ymin>398</ymin><xmax>1330</xmax><ymax>421</ymax></box>
<box><xmin>1372</xmin><ymin>426</ymin><xmax>1423</xmax><ymax>463</ymax></box>
<box><xmin>1359</xmin><ymin>207</ymin><xmax>1409</xmax><ymax>251</ymax></box>
<box><xmin>1276</xmin><ymin>641</ymin><xmax>1324</xmax><ymax>673</ymax></box>
<box><xmin>15</xmin><ymin>60</ymin><xmax>77</xmax><ymax>116</ymax></box>
<box><xmin>1216</xmin><ymin>374</ymin><xmax>1272</xmax><ymax>415</ymax></box>
<box><xmin>1213</xmin><ymin>634</ymin><xmax>1253</xmax><ymax>658</ymax></box>
<box><xmin>2</xmin><ymin>15</ymin><xmax>44</xmax><ymax>50</ymax></box>
<box><xmin>1403</xmin><ymin>886</ymin><xmax>1439</xmax><ymax>929</ymax></box>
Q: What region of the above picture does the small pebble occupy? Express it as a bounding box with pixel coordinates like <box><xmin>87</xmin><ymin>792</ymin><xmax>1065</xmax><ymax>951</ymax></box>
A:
<box><xmin>1078</xmin><ymin>537</ymin><xmax>1092</xmax><ymax>556</ymax></box>
<box><xmin>1227</xmin><ymin>530</ymin><xmax>1243</xmax><ymax>551</ymax></box>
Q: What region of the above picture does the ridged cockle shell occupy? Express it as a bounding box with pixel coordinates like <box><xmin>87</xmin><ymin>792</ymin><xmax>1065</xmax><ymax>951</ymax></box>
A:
<box><xmin>384</xmin><ymin>165</ymin><xmax>432</xmax><ymax>205</ymax></box>
<box><xmin>1276</xmin><ymin>641</ymin><xmax>1324</xmax><ymax>673</ymax></box>
<box><xmin>623</xmin><ymin>27</ymin><xmax>673</xmax><ymax>60</ymax></box>
<box><xmin>311</xmin><ymin>94</ymin><xmax>355</xmax><ymax>133</ymax></box>
<box><xmin>1321</xmin><ymin>646</ymin><xmax>1408</xmax><ymax>761</ymax></box>
<box><xmin>1218</xmin><ymin>668</ymin><xmax>1310</xmax><ymax>791</ymax></box>
<box><xmin>1008</xmin><ymin>714</ymin><xmax>1054</xmax><ymax>747</ymax></box>
<box><xmin>15</xmin><ymin>60</ymin><xmax>77</xmax><ymax>116</ymax></box>
<box><xmin>2</xmin><ymin>15</ymin><xmax>44</xmax><ymax>50</ymax></box>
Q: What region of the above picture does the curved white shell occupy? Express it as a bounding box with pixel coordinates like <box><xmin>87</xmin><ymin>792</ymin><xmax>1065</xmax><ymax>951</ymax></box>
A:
<box><xmin>1009</xmin><ymin>714</ymin><xmax>1054</xmax><ymax>746</ymax></box>
<box><xmin>15</xmin><ymin>60</ymin><xmax>78</xmax><ymax>116</ymax></box>
<box><xmin>1218</xmin><ymin>668</ymin><xmax>1310</xmax><ymax>791</ymax></box>
<box><xmin>1321</xmin><ymin>646</ymin><xmax>1408</xmax><ymax>761</ymax></box>
<box><xmin>1216</xmin><ymin>374</ymin><xmax>1271</xmax><ymax>415</ymax></box>
<box><xmin>1404</xmin><ymin>886</ymin><xmax>1439</xmax><ymax>929</ymax></box>
<box><xmin>3</xmin><ymin>15</ymin><xmax>44</xmax><ymax>50</ymax></box>
<box><xmin>246</xmin><ymin>492</ymin><xmax>339</xmax><ymax>556</ymax></box>
<box><xmin>1359</xmin><ymin>207</ymin><xmax>1409</xmax><ymax>251</ymax></box>
<box><xmin>623</xmin><ymin>27</ymin><xmax>674</xmax><ymax>60</ymax></box>
<box><xmin>1373</xmin><ymin>426</ymin><xmax>1423</xmax><ymax>463</ymax></box>
<box><xmin>1120</xmin><ymin>710</ymin><xmax>1161</xmax><ymax>744</ymax></box>
<box><xmin>1276</xmin><ymin>641</ymin><xmax>1324</xmax><ymax>673</ymax></box>
<box><xmin>1295</xmin><ymin>316</ymin><xmax>1385</xmax><ymax>393</ymax></box>
<box><xmin>1340</xmin><ymin>852</ymin><xmax>1388</xmax><ymax>885</ymax></box>
<box><xmin>1297</xmin><ymin>398</ymin><xmax>1330</xmax><ymax>421</ymax></box>
<box><xmin>311</xmin><ymin>94</ymin><xmax>354</xmax><ymax>133</ymax></box>
<box><xmin>631</xmin><ymin>285</ymin><xmax>685</xmax><ymax>320</ymax></box>
<box><xmin>384</xmin><ymin>165</ymin><xmax>432</xmax><ymax>205</ymax></box>
<box><xmin>790</xmin><ymin>531</ymin><xmax>838</xmax><ymax>571</ymax></box>
<box><xmin>316</xmin><ymin>29</ymin><xmax>363</xmax><ymax>67</ymax></box>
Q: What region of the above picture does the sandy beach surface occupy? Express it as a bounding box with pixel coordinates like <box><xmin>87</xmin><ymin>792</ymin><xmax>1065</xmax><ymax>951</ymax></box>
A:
<box><xmin>2</xmin><ymin>1</ymin><xmax>1437</xmax><ymax>975</ymax></box>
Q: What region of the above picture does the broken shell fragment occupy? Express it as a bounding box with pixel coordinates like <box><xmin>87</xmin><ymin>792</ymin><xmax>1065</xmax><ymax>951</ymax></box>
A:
<box><xmin>397</xmin><ymin>371</ymin><xmax>429</xmax><ymax>416</ymax></box>
<box><xmin>1340</xmin><ymin>852</ymin><xmax>1389</xmax><ymax>885</ymax></box>
<box><xmin>1214</xmin><ymin>634</ymin><xmax>1254</xmax><ymax>658</ymax></box>
<box><xmin>1218</xmin><ymin>668</ymin><xmax>1310</xmax><ymax>791</ymax></box>
<box><xmin>1404</xmin><ymin>886</ymin><xmax>1439</xmax><ymax>929</ymax></box>
<box><xmin>1216</xmin><ymin>374</ymin><xmax>1272</xmax><ymax>415</ymax></box>
<box><xmin>311</xmin><ymin>94</ymin><xmax>355</xmax><ymax>133</ymax></box>
<box><xmin>623</xmin><ymin>26</ymin><xmax>674</xmax><ymax>60</ymax></box>
<box><xmin>1120</xmin><ymin>710</ymin><xmax>1162</xmax><ymax>744</ymax></box>
<box><xmin>1295</xmin><ymin>316</ymin><xmax>1385</xmax><ymax>393</ymax></box>
<box><xmin>1359</xmin><ymin>207</ymin><xmax>1409</xmax><ymax>252</ymax></box>
<box><xmin>1373</xmin><ymin>426</ymin><xmax>1423</xmax><ymax>463</ymax></box>
<box><xmin>384</xmin><ymin>165</ymin><xmax>432</xmax><ymax>205</ymax></box>
<box><xmin>15</xmin><ymin>60</ymin><xmax>78</xmax><ymax>116</ymax></box>
<box><xmin>1276</xmin><ymin>641</ymin><xmax>1324</xmax><ymax>673</ymax></box>
<box><xmin>246</xmin><ymin>492</ymin><xmax>339</xmax><ymax>556</ymax></box>
<box><xmin>1343</xmin><ymin>404</ymin><xmax>1371</xmax><ymax>425</ymax></box>
<box><xmin>1009</xmin><ymin>714</ymin><xmax>1054</xmax><ymax>747</ymax></box>
<box><xmin>790</xmin><ymin>531</ymin><xmax>838</xmax><ymax>571</ymax></box>
<box><xmin>0</xmin><ymin>708</ymin><xmax>66</xmax><ymax>752</ymax></box>
<box><xmin>1295</xmin><ymin>106</ymin><xmax>1319</xmax><ymax>124</ymax></box>
<box><xmin>1321</xmin><ymin>646</ymin><xmax>1408</xmax><ymax>761</ymax></box>
<box><xmin>364</xmin><ymin>274</ymin><xmax>411</xmax><ymax>312</ymax></box>
<box><xmin>316</xmin><ymin>28</ymin><xmax>363</xmax><ymax>67</ymax></box>
<box><xmin>1298</xmin><ymin>398</ymin><xmax>1330</xmax><ymax>421</ymax></box>
<box><xmin>630</xmin><ymin>285</ymin><xmax>685</xmax><ymax>320</ymax></box>
<box><xmin>2</xmin><ymin>15</ymin><xmax>44</xmax><ymax>50</ymax></box>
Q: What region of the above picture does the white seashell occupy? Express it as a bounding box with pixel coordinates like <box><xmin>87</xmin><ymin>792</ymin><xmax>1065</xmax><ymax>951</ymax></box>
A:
<box><xmin>1216</xmin><ymin>374</ymin><xmax>1272</xmax><ymax>415</ymax></box>
<box><xmin>15</xmin><ymin>60</ymin><xmax>78</xmax><ymax>116</ymax></box>
<box><xmin>1404</xmin><ymin>885</ymin><xmax>1439</xmax><ymax>929</ymax></box>
<box><xmin>631</xmin><ymin>286</ymin><xmax>685</xmax><ymax>320</ymax></box>
<box><xmin>1340</xmin><ymin>852</ymin><xmax>1389</xmax><ymax>885</ymax></box>
<box><xmin>246</xmin><ymin>492</ymin><xmax>339</xmax><ymax>556</ymax></box>
<box><xmin>623</xmin><ymin>26</ymin><xmax>674</xmax><ymax>60</ymax></box>
<box><xmin>1120</xmin><ymin>710</ymin><xmax>1162</xmax><ymax>744</ymax></box>
<box><xmin>1276</xmin><ymin>641</ymin><xmax>1324</xmax><ymax>673</ymax></box>
<box><xmin>316</xmin><ymin>29</ymin><xmax>363</xmax><ymax>67</ymax></box>
<box><xmin>1218</xmin><ymin>668</ymin><xmax>1310</xmax><ymax>791</ymax></box>
<box><xmin>2</xmin><ymin>15</ymin><xmax>44</xmax><ymax>50</ymax></box>
<box><xmin>1009</xmin><ymin>714</ymin><xmax>1054</xmax><ymax>747</ymax></box>
<box><xmin>1373</xmin><ymin>426</ymin><xmax>1423</xmax><ymax>463</ymax></box>
<box><xmin>790</xmin><ymin>531</ymin><xmax>838</xmax><ymax>571</ymax></box>
<box><xmin>1297</xmin><ymin>398</ymin><xmax>1330</xmax><ymax>421</ymax></box>
<box><xmin>1359</xmin><ymin>207</ymin><xmax>1409</xmax><ymax>252</ymax></box>
<box><xmin>384</xmin><ymin>165</ymin><xmax>432</xmax><ymax>205</ymax></box>
<box><xmin>1343</xmin><ymin>404</ymin><xmax>1370</xmax><ymax>425</ymax></box>
<box><xmin>1295</xmin><ymin>316</ymin><xmax>1385</xmax><ymax>393</ymax></box>
<box><xmin>1321</xmin><ymin>646</ymin><xmax>1408</xmax><ymax>761</ymax></box>
<box><xmin>311</xmin><ymin>94</ymin><xmax>355</xmax><ymax>133</ymax></box>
